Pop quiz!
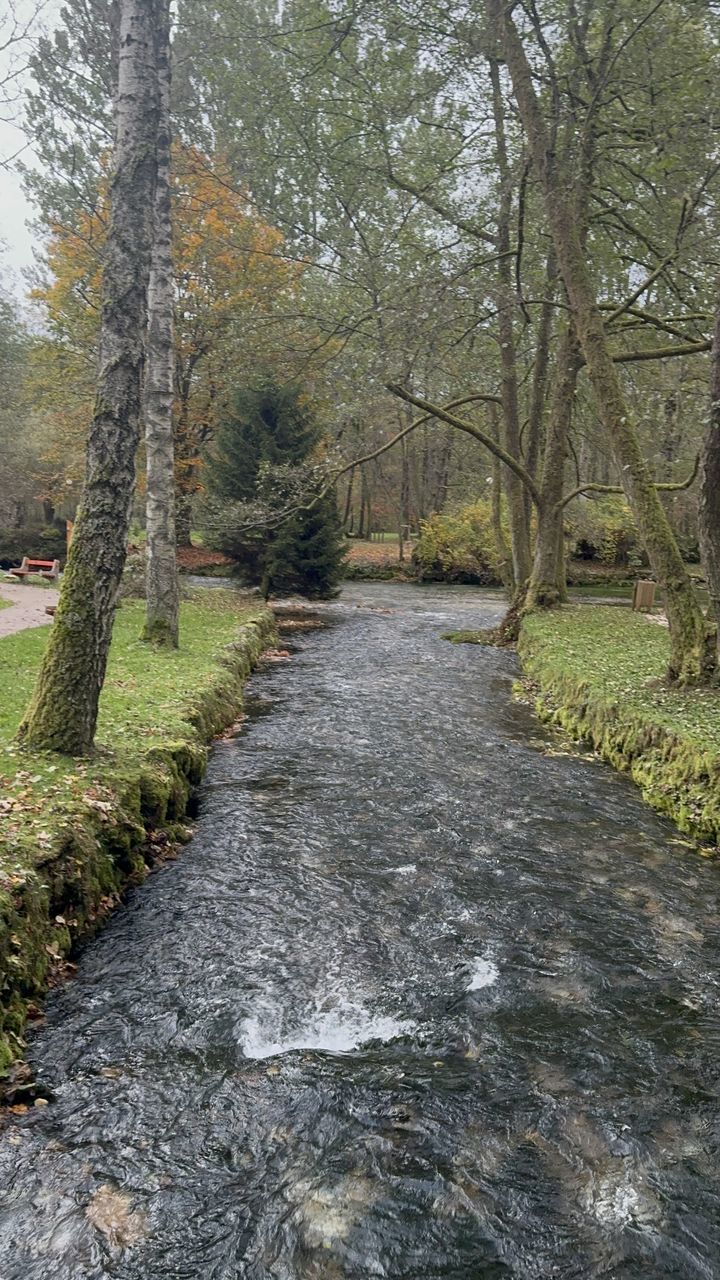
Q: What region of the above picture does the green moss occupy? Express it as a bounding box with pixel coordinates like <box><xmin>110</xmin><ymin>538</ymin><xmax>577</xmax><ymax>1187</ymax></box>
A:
<box><xmin>441</xmin><ymin>629</ymin><xmax>490</xmax><ymax>644</ymax></box>
<box><xmin>0</xmin><ymin>591</ymin><xmax>276</xmax><ymax>1083</ymax></box>
<box><xmin>518</xmin><ymin>606</ymin><xmax>720</xmax><ymax>846</ymax></box>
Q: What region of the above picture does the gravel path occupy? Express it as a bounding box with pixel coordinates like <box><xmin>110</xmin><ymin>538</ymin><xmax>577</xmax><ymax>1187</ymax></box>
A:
<box><xmin>0</xmin><ymin>580</ymin><xmax>60</xmax><ymax>638</ymax></box>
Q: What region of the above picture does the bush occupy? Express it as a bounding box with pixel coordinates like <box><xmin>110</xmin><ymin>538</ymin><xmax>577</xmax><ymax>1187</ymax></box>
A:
<box><xmin>0</xmin><ymin>524</ymin><xmax>67</xmax><ymax>569</ymax></box>
<box><xmin>565</xmin><ymin>496</ymin><xmax>644</xmax><ymax>567</ymax></box>
<box><xmin>412</xmin><ymin>501</ymin><xmax>504</xmax><ymax>584</ymax></box>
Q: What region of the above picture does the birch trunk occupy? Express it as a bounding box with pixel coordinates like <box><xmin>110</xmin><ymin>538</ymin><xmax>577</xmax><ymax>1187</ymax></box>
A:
<box><xmin>494</xmin><ymin>1</ymin><xmax>715</xmax><ymax>683</ymax></box>
<box><xmin>18</xmin><ymin>0</ymin><xmax>159</xmax><ymax>753</ymax></box>
<box><xmin>143</xmin><ymin>0</ymin><xmax>179</xmax><ymax>646</ymax></box>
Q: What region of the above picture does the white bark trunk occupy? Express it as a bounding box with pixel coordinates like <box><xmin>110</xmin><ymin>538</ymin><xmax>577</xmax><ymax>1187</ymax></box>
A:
<box><xmin>144</xmin><ymin>0</ymin><xmax>179</xmax><ymax>646</ymax></box>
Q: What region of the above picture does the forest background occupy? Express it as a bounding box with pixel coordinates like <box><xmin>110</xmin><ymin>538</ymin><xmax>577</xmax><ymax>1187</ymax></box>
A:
<box><xmin>0</xmin><ymin>0</ymin><xmax>719</xmax><ymax>643</ymax></box>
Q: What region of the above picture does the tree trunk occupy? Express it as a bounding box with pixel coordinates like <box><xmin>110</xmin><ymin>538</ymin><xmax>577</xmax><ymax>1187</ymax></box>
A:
<box><xmin>143</xmin><ymin>0</ymin><xmax>178</xmax><ymax>647</ymax></box>
<box><xmin>524</xmin><ymin>248</ymin><xmax>557</xmax><ymax>532</ymax></box>
<box><xmin>342</xmin><ymin>466</ymin><xmax>355</xmax><ymax>529</ymax></box>
<box><xmin>496</xmin><ymin>2</ymin><xmax>714</xmax><ymax>684</ymax></box>
<box><xmin>18</xmin><ymin>0</ymin><xmax>159</xmax><ymax>754</ymax></box>
<box><xmin>526</xmin><ymin>324</ymin><xmax>580</xmax><ymax>609</ymax></box>
<box><xmin>489</xmin><ymin>55</ymin><xmax>532</xmax><ymax>586</ymax></box>
<box><xmin>699</xmin><ymin>284</ymin><xmax>720</xmax><ymax>649</ymax></box>
<box><xmin>488</xmin><ymin>401</ymin><xmax>514</xmax><ymax>590</ymax></box>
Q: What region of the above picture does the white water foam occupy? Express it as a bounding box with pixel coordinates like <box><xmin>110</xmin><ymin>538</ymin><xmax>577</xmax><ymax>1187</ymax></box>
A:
<box><xmin>239</xmin><ymin>996</ymin><xmax>415</xmax><ymax>1060</ymax></box>
<box><xmin>467</xmin><ymin>955</ymin><xmax>499</xmax><ymax>991</ymax></box>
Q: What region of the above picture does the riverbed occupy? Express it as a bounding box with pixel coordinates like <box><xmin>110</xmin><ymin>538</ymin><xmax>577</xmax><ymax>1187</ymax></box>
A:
<box><xmin>1</xmin><ymin>583</ymin><xmax>719</xmax><ymax>1278</ymax></box>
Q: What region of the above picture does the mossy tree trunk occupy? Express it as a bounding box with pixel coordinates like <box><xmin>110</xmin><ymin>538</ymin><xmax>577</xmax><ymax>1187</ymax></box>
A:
<box><xmin>526</xmin><ymin>324</ymin><xmax>581</xmax><ymax>610</ymax></box>
<box><xmin>143</xmin><ymin>0</ymin><xmax>179</xmax><ymax>647</ymax></box>
<box><xmin>699</xmin><ymin>283</ymin><xmax>720</xmax><ymax>653</ymax></box>
<box><xmin>488</xmin><ymin>401</ymin><xmax>514</xmax><ymax>590</ymax></box>
<box><xmin>18</xmin><ymin>0</ymin><xmax>159</xmax><ymax>754</ymax></box>
<box><xmin>489</xmin><ymin>54</ymin><xmax>532</xmax><ymax>587</ymax></box>
<box><xmin>495</xmin><ymin>0</ymin><xmax>715</xmax><ymax>684</ymax></box>
<box><xmin>523</xmin><ymin>248</ymin><xmax>557</xmax><ymax>533</ymax></box>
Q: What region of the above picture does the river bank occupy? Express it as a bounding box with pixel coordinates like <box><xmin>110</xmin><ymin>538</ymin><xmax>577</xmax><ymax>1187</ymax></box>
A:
<box><xmin>2</xmin><ymin>582</ymin><xmax>719</xmax><ymax>1278</ymax></box>
<box><xmin>0</xmin><ymin>592</ymin><xmax>276</xmax><ymax>1083</ymax></box>
<box><xmin>518</xmin><ymin>605</ymin><xmax>720</xmax><ymax>849</ymax></box>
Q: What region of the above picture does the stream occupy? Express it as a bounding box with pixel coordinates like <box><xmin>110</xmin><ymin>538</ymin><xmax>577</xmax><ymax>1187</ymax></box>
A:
<box><xmin>1</xmin><ymin>582</ymin><xmax>719</xmax><ymax>1278</ymax></box>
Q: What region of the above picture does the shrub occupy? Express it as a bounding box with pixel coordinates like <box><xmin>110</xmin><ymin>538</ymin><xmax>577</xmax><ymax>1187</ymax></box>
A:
<box><xmin>565</xmin><ymin>496</ymin><xmax>644</xmax><ymax>567</ymax></box>
<box><xmin>412</xmin><ymin>501</ymin><xmax>504</xmax><ymax>584</ymax></box>
<box><xmin>0</xmin><ymin>524</ymin><xmax>67</xmax><ymax>569</ymax></box>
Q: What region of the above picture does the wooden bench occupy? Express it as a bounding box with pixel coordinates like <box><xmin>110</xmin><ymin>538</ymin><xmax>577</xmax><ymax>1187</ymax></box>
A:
<box><xmin>9</xmin><ymin>557</ymin><xmax>61</xmax><ymax>582</ymax></box>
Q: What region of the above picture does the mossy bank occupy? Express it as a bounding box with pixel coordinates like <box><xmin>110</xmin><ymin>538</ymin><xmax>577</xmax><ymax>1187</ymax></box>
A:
<box><xmin>518</xmin><ymin>607</ymin><xmax>720</xmax><ymax>848</ymax></box>
<box><xmin>0</xmin><ymin>591</ymin><xmax>276</xmax><ymax>1084</ymax></box>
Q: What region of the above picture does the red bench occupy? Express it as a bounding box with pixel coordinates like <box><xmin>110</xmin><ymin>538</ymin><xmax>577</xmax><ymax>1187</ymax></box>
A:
<box><xmin>9</xmin><ymin>557</ymin><xmax>61</xmax><ymax>582</ymax></box>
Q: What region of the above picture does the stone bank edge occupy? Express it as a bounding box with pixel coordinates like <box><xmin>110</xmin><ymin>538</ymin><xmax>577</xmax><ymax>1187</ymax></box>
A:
<box><xmin>517</xmin><ymin>620</ymin><xmax>720</xmax><ymax>850</ymax></box>
<box><xmin>0</xmin><ymin>607</ymin><xmax>277</xmax><ymax>1086</ymax></box>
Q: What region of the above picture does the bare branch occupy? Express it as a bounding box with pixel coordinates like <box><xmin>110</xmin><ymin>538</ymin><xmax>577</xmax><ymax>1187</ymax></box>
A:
<box><xmin>558</xmin><ymin>454</ymin><xmax>700</xmax><ymax>509</ymax></box>
<box><xmin>386</xmin><ymin>383</ymin><xmax>542</xmax><ymax>507</ymax></box>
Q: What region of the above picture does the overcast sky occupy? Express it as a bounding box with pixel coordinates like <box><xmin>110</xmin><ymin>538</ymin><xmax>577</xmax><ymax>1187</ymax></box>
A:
<box><xmin>1</xmin><ymin>0</ymin><xmax>62</xmax><ymax>297</ymax></box>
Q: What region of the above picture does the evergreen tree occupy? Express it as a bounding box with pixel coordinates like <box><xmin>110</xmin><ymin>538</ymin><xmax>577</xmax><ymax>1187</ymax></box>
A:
<box><xmin>203</xmin><ymin>380</ymin><xmax>345</xmax><ymax>598</ymax></box>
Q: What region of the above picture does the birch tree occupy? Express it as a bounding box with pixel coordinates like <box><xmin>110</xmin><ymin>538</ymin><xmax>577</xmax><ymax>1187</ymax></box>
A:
<box><xmin>19</xmin><ymin>0</ymin><xmax>159</xmax><ymax>753</ymax></box>
<box><xmin>143</xmin><ymin>0</ymin><xmax>179</xmax><ymax>647</ymax></box>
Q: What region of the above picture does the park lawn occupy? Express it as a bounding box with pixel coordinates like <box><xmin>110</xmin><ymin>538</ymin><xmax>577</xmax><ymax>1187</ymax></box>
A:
<box><xmin>519</xmin><ymin>605</ymin><xmax>720</xmax><ymax>845</ymax></box>
<box><xmin>0</xmin><ymin>591</ymin><xmax>268</xmax><ymax>862</ymax></box>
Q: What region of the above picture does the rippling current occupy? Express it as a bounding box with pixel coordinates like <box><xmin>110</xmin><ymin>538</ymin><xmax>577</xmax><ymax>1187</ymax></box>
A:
<box><xmin>1</xmin><ymin>583</ymin><xmax>720</xmax><ymax>1279</ymax></box>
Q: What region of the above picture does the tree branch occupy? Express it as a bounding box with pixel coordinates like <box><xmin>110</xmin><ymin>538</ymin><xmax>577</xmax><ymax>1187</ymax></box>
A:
<box><xmin>558</xmin><ymin>454</ymin><xmax>700</xmax><ymax>509</ymax></box>
<box><xmin>603</xmin><ymin>254</ymin><xmax>676</xmax><ymax>325</ymax></box>
<box><xmin>385</xmin><ymin>168</ymin><xmax>499</xmax><ymax>247</ymax></box>
<box><xmin>385</xmin><ymin>383</ymin><xmax>542</xmax><ymax>507</ymax></box>
<box><xmin>610</xmin><ymin>339</ymin><xmax>711</xmax><ymax>364</ymax></box>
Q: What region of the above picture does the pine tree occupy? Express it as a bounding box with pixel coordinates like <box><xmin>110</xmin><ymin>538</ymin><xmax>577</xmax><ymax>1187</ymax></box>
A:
<box><xmin>266</xmin><ymin>493</ymin><xmax>345</xmax><ymax>599</ymax></box>
<box><xmin>203</xmin><ymin>380</ymin><xmax>345</xmax><ymax>598</ymax></box>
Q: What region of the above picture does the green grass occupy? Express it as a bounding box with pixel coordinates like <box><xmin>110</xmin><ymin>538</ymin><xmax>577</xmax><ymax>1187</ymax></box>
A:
<box><xmin>522</xmin><ymin>607</ymin><xmax>720</xmax><ymax>753</ymax></box>
<box><xmin>519</xmin><ymin>606</ymin><xmax>720</xmax><ymax>845</ymax></box>
<box><xmin>0</xmin><ymin>591</ymin><xmax>267</xmax><ymax>861</ymax></box>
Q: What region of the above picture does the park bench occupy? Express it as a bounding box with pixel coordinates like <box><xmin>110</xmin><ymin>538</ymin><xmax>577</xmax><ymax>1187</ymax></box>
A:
<box><xmin>8</xmin><ymin>557</ymin><xmax>61</xmax><ymax>582</ymax></box>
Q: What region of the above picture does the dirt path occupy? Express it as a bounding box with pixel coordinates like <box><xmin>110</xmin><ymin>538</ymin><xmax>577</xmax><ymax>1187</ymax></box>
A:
<box><xmin>0</xmin><ymin>581</ymin><xmax>60</xmax><ymax>638</ymax></box>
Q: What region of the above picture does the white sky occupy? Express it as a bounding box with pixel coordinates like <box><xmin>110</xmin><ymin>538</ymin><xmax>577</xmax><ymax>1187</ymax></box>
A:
<box><xmin>0</xmin><ymin>0</ymin><xmax>62</xmax><ymax>296</ymax></box>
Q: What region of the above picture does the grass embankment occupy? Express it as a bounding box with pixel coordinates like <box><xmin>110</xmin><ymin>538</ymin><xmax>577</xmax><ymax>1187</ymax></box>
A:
<box><xmin>518</xmin><ymin>607</ymin><xmax>720</xmax><ymax>846</ymax></box>
<box><xmin>0</xmin><ymin>592</ymin><xmax>276</xmax><ymax>1078</ymax></box>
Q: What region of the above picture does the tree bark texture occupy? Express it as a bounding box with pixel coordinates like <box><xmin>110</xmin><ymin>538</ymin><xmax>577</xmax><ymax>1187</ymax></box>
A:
<box><xmin>526</xmin><ymin>324</ymin><xmax>580</xmax><ymax>609</ymax></box>
<box><xmin>489</xmin><ymin>55</ymin><xmax>532</xmax><ymax>586</ymax></box>
<box><xmin>523</xmin><ymin>248</ymin><xmax>557</xmax><ymax>532</ymax></box>
<box><xmin>143</xmin><ymin>0</ymin><xmax>179</xmax><ymax>646</ymax></box>
<box><xmin>699</xmin><ymin>285</ymin><xmax>720</xmax><ymax>649</ymax></box>
<box><xmin>19</xmin><ymin>0</ymin><xmax>159</xmax><ymax>753</ymax></box>
<box><xmin>494</xmin><ymin>0</ymin><xmax>714</xmax><ymax>683</ymax></box>
<box><xmin>488</xmin><ymin>401</ymin><xmax>514</xmax><ymax>590</ymax></box>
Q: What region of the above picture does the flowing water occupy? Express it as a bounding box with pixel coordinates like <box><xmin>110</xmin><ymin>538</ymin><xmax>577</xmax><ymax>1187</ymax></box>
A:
<box><xmin>1</xmin><ymin>583</ymin><xmax>720</xmax><ymax>1279</ymax></box>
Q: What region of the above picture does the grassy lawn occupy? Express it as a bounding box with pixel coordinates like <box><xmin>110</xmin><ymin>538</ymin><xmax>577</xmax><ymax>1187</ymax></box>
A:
<box><xmin>521</xmin><ymin>606</ymin><xmax>720</xmax><ymax>753</ymax></box>
<box><xmin>519</xmin><ymin>606</ymin><xmax>720</xmax><ymax>845</ymax></box>
<box><xmin>0</xmin><ymin>591</ymin><xmax>266</xmax><ymax>865</ymax></box>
